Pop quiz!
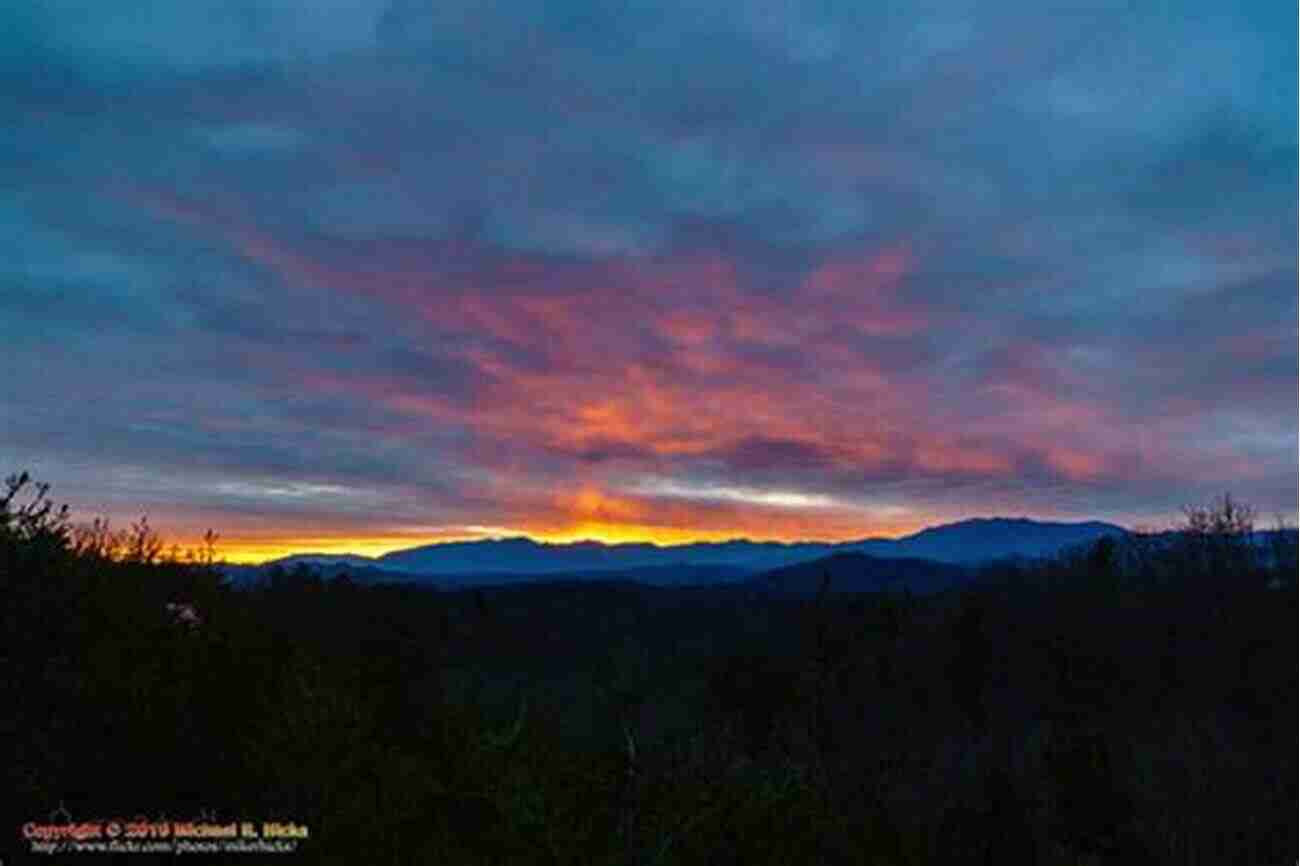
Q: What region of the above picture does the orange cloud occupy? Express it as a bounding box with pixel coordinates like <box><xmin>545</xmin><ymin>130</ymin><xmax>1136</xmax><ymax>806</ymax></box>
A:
<box><xmin>131</xmin><ymin>191</ymin><xmax>1147</xmax><ymax>552</ymax></box>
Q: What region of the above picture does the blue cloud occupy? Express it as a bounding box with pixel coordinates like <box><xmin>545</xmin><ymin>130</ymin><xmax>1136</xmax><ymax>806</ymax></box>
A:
<box><xmin>1</xmin><ymin>0</ymin><xmax>1294</xmax><ymax>544</ymax></box>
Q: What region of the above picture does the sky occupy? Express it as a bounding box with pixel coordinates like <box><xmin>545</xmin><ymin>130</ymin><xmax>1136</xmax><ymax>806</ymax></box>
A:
<box><xmin>2</xmin><ymin>0</ymin><xmax>1296</xmax><ymax>561</ymax></box>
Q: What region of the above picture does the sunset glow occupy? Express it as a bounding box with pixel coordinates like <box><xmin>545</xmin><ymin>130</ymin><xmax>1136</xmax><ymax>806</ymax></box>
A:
<box><xmin>209</xmin><ymin>517</ymin><xmax>928</xmax><ymax>565</ymax></box>
<box><xmin>2</xmin><ymin>0</ymin><xmax>1294</xmax><ymax>560</ymax></box>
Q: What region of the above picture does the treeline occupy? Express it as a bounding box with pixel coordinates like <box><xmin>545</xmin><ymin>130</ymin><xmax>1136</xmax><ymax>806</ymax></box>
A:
<box><xmin>1</xmin><ymin>475</ymin><xmax>1295</xmax><ymax>864</ymax></box>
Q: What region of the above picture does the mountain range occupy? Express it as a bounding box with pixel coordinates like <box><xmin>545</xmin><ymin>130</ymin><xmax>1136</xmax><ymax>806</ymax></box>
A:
<box><xmin>232</xmin><ymin>517</ymin><xmax>1126</xmax><ymax>590</ymax></box>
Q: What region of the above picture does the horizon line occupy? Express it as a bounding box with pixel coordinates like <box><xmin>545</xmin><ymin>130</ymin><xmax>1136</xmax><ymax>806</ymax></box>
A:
<box><xmin>219</xmin><ymin>514</ymin><xmax>1133</xmax><ymax>566</ymax></box>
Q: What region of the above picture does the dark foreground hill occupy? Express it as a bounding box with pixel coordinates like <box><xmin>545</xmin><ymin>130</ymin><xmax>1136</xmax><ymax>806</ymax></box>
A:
<box><xmin>753</xmin><ymin>551</ymin><xmax>970</xmax><ymax>597</ymax></box>
<box><xmin>3</xmin><ymin>475</ymin><xmax>1296</xmax><ymax>866</ymax></box>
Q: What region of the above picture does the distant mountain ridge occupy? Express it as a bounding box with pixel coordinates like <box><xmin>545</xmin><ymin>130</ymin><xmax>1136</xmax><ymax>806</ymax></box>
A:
<box><xmin>845</xmin><ymin>517</ymin><xmax>1126</xmax><ymax>564</ymax></box>
<box><xmin>258</xmin><ymin>553</ymin><xmax>378</xmax><ymax>570</ymax></box>
<box><xmin>245</xmin><ymin>517</ymin><xmax>1126</xmax><ymax>585</ymax></box>
<box><xmin>376</xmin><ymin>536</ymin><xmax>837</xmax><ymax>575</ymax></box>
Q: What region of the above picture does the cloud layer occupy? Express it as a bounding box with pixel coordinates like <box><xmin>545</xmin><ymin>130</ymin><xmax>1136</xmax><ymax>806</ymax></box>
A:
<box><xmin>2</xmin><ymin>0</ymin><xmax>1295</xmax><ymax>558</ymax></box>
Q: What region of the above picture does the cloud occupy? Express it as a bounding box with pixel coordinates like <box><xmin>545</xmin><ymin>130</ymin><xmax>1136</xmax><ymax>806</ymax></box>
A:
<box><xmin>1</xmin><ymin>0</ymin><xmax>1294</xmax><ymax>554</ymax></box>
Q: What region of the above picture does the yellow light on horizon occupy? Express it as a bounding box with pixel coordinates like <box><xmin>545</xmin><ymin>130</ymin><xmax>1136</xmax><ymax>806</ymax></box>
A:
<box><xmin>210</xmin><ymin>518</ymin><xmax>924</xmax><ymax>564</ymax></box>
<box><xmin>212</xmin><ymin>534</ymin><xmax>484</xmax><ymax>564</ymax></box>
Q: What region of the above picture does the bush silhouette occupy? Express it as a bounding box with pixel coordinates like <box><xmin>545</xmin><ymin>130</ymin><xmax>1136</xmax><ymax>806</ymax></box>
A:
<box><xmin>1</xmin><ymin>475</ymin><xmax>1294</xmax><ymax>865</ymax></box>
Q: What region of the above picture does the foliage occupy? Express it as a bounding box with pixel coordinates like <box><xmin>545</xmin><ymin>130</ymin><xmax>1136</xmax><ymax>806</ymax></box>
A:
<box><xmin>1</xmin><ymin>476</ymin><xmax>1295</xmax><ymax>865</ymax></box>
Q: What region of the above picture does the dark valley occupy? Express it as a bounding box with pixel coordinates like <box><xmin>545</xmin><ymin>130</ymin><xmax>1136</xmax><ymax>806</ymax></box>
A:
<box><xmin>3</xmin><ymin>476</ymin><xmax>1295</xmax><ymax>865</ymax></box>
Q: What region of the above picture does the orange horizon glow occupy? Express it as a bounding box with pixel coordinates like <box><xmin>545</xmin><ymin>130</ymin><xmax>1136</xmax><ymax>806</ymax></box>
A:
<box><xmin>211</xmin><ymin>536</ymin><xmax>470</xmax><ymax>565</ymax></box>
<box><xmin>204</xmin><ymin>519</ymin><xmax>928</xmax><ymax>565</ymax></box>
